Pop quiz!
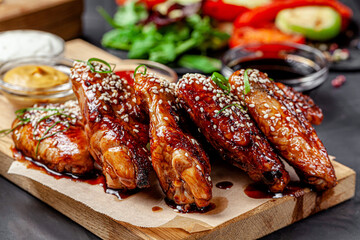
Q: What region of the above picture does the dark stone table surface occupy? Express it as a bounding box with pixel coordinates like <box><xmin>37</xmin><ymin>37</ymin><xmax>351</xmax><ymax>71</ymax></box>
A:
<box><xmin>1</xmin><ymin>0</ymin><xmax>359</xmax><ymax>239</ymax></box>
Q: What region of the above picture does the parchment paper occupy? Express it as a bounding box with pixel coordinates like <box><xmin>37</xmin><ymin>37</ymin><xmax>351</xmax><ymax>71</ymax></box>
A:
<box><xmin>7</xmin><ymin>157</ymin><xmax>302</xmax><ymax>233</ymax></box>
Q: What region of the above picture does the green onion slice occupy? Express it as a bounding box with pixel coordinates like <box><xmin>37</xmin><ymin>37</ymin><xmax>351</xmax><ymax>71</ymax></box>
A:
<box><xmin>216</xmin><ymin>103</ymin><xmax>244</xmax><ymax>116</ymax></box>
<box><xmin>133</xmin><ymin>64</ymin><xmax>148</xmax><ymax>79</ymax></box>
<box><xmin>87</xmin><ymin>58</ymin><xmax>115</xmax><ymax>74</ymax></box>
<box><xmin>0</xmin><ymin>107</ymin><xmax>74</xmax><ymax>158</ymax></box>
<box><xmin>35</xmin><ymin>121</ymin><xmax>70</xmax><ymax>156</ymax></box>
<box><xmin>211</xmin><ymin>72</ymin><xmax>231</xmax><ymax>94</ymax></box>
<box><xmin>244</xmin><ymin>69</ymin><xmax>251</xmax><ymax>95</ymax></box>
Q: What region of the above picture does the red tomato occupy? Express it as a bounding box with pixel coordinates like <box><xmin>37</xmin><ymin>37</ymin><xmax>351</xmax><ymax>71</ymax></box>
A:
<box><xmin>229</xmin><ymin>26</ymin><xmax>305</xmax><ymax>48</ymax></box>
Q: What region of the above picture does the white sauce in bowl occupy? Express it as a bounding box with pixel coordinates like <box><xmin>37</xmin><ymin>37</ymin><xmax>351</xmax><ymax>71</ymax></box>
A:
<box><xmin>0</xmin><ymin>30</ymin><xmax>64</xmax><ymax>63</ymax></box>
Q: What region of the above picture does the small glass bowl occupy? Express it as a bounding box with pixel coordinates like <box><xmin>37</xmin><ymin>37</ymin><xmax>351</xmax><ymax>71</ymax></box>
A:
<box><xmin>222</xmin><ymin>43</ymin><xmax>329</xmax><ymax>91</ymax></box>
<box><xmin>0</xmin><ymin>57</ymin><xmax>75</xmax><ymax>108</ymax></box>
<box><xmin>115</xmin><ymin>59</ymin><xmax>178</xmax><ymax>83</ymax></box>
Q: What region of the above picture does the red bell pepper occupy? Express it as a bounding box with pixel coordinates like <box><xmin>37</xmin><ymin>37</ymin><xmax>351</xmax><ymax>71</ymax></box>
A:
<box><xmin>229</xmin><ymin>25</ymin><xmax>305</xmax><ymax>48</ymax></box>
<box><xmin>202</xmin><ymin>0</ymin><xmax>250</xmax><ymax>22</ymax></box>
<box><xmin>234</xmin><ymin>0</ymin><xmax>352</xmax><ymax>30</ymax></box>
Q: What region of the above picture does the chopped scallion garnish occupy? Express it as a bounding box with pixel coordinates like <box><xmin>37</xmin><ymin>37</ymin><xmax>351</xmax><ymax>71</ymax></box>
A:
<box><xmin>87</xmin><ymin>58</ymin><xmax>115</xmax><ymax>74</ymax></box>
<box><xmin>216</xmin><ymin>103</ymin><xmax>244</xmax><ymax>116</ymax></box>
<box><xmin>133</xmin><ymin>64</ymin><xmax>148</xmax><ymax>79</ymax></box>
<box><xmin>211</xmin><ymin>72</ymin><xmax>231</xmax><ymax>95</ymax></box>
<box><xmin>34</xmin><ymin>121</ymin><xmax>70</xmax><ymax>156</ymax></box>
<box><xmin>1</xmin><ymin>107</ymin><xmax>75</xmax><ymax>158</ymax></box>
<box><xmin>244</xmin><ymin>69</ymin><xmax>251</xmax><ymax>95</ymax></box>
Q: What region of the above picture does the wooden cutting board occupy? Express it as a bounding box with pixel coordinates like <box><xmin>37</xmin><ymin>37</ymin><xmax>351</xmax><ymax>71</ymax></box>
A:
<box><xmin>0</xmin><ymin>39</ymin><xmax>356</xmax><ymax>240</ymax></box>
<box><xmin>0</xmin><ymin>0</ymin><xmax>83</xmax><ymax>40</ymax></box>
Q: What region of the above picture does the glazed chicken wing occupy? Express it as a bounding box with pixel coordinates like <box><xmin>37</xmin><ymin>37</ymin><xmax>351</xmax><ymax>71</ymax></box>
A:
<box><xmin>229</xmin><ymin>69</ymin><xmax>336</xmax><ymax>190</ymax></box>
<box><xmin>176</xmin><ymin>73</ymin><xmax>290</xmax><ymax>192</ymax></box>
<box><xmin>135</xmin><ymin>72</ymin><xmax>212</xmax><ymax>208</ymax></box>
<box><xmin>70</xmin><ymin>61</ymin><xmax>151</xmax><ymax>189</ymax></box>
<box><xmin>275</xmin><ymin>82</ymin><xmax>323</xmax><ymax>125</ymax></box>
<box><xmin>11</xmin><ymin>101</ymin><xmax>94</xmax><ymax>176</ymax></box>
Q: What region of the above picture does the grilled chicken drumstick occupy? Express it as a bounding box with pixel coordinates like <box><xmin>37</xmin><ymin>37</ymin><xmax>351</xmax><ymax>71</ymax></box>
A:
<box><xmin>275</xmin><ymin>82</ymin><xmax>323</xmax><ymax>125</ymax></box>
<box><xmin>229</xmin><ymin>69</ymin><xmax>336</xmax><ymax>190</ymax></box>
<box><xmin>135</xmin><ymin>72</ymin><xmax>212</xmax><ymax>208</ymax></box>
<box><xmin>71</xmin><ymin>61</ymin><xmax>151</xmax><ymax>189</ymax></box>
<box><xmin>176</xmin><ymin>73</ymin><xmax>290</xmax><ymax>192</ymax></box>
<box><xmin>11</xmin><ymin>101</ymin><xmax>94</xmax><ymax>176</ymax></box>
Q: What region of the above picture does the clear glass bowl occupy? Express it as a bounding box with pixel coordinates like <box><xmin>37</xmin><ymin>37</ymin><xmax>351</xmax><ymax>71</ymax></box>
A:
<box><xmin>0</xmin><ymin>57</ymin><xmax>75</xmax><ymax>108</ymax></box>
<box><xmin>115</xmin><ymin>59</ymin><xmax>178</xmax><ymax>83</ymax></box>
<box><xmin>222</xmin><ymin>43</ymin><xmax>329</xmax><ymax>91</ymax></box>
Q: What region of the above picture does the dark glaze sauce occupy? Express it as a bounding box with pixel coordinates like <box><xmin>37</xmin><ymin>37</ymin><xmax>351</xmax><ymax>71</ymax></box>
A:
<box><xmin>164</xmin><ymin>198</ymin><xmax>216</xmax><ymax>213</ymax></box>
<box><xmin>152</xmin><ymin>206</ymin><xmax>163</xmax><ymax>212</ymax></box>
<box><xmin>244</xmin><ymin>181</ymin><xmax>306</xmax><ymax>199</ymax></box>
<box><xmin>11</xmin><ymin>147</ymin><xmax>134</xmax><ymax>200</ymax></box>
<box><xmin>216</xmin><ymin>181</ymin><xmax>233</xmax><ymax>190</ymax></box>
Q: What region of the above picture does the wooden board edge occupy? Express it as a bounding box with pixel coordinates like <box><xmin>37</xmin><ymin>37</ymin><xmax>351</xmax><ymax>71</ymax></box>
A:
<box><xmin>0</xmin><ymin>150</ymin><xmax>356</xmax><ymax>240</ymax></box>
<box><xmin>0</xmin><ymin>0</ymin><xmax>83</xmax><ymax>40</ymax></box>
<box><xmin>0</xmin><ymin>151</ymin><xmax>156</xmax><ymax>240</ymax></box>
<box><xmin>187</xmin><ymin>169</ymin><xmax>356</xmax><ymax>240</ymax></box>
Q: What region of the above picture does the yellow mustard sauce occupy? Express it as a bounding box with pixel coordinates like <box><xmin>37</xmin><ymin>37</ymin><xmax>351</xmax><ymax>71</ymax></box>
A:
<box><xmin>3</xmin><ymin>65</ymin><xmax>68</xmax><ymax>88</ymax></box>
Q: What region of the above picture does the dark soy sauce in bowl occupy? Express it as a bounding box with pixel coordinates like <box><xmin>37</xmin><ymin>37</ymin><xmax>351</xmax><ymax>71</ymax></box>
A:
<box><xmin>222</xmin><ymin>43</ymin><xmax>329</xmax><ymax>91</ymax></box>
<box><xmin>230</xmin><ymin>58</ymin><xmax>318</xmax><ymax>81</ymax></box>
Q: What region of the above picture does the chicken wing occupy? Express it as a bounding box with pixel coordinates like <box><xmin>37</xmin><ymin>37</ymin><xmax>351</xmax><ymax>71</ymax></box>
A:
<box><xmin>229</xmin><ymin>69</ymin><xmax>336</xmax><ymax>190</ymax></box>
<box><xmin>176</xmin><ymin>73</ymin><xmax>290</xmax><ymax>192</ymax></box>
<box><xmin>70</xmin><ymin>61</ymin><xmax>151</xmax><ymax>189</ymax></box>
<box><xmin>135</xmin><ymin>72</ymin><xmax>212</xmax><ymax>208</ymax></box>
<box><xmin>11</xmin><ymin>101</ymin><xmax>94</xmax><ymax>176</ymax></box>
<box><xmin>275</xmin><ymin>82</ymin><xmax>323</xmax><ymax>125</ymax></box>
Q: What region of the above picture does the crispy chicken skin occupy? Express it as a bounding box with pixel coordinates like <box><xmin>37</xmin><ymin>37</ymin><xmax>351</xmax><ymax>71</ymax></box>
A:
<box><xmin>275</xmin><ymin>82</ymin><xmax>323</xmax><ymax>125</ymax></box>
<box><xmin>135</xmin><ymin>72</ymin><xmax>212</xmax><ymax>208</ymax></box>
<box><xmin>11</xmin><ymin>101</ymin><xmax>94</xmax><ymax>175</ymax></box>
<box><xmin>229</xmin><ymin>69</ymin><xmax>336</xmax><ymax>190</ymax></box>
<box><xmin>176</xmin><ymin>73</ymin><xmax>290</xmax><ymax>192</ymax></box>
<box><xmin>70</xmin><ymin>61</ymin><xmax>151</xmax><ymax>189</ymax></box>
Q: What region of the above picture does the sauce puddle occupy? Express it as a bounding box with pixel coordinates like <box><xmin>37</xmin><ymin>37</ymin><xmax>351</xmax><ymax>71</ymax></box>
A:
<box><xmin>164</xmin><ymin>198</ymin><xmax>216</xmax><ymax>213</ymax></box>
<box><xmin>244</xmin><ymin>181</ymin><xmax>306</xmax><ymax>199</ymax></box>
<box><xmin>11</xmin><ymin>148</ymin><xmax>134</xmax><ymax>200</ymax></box>
<box><xmin>216</xmin><ymin>181</ymin><xmax>233</xmax><ymax>190</ymax></box>
<box><xmin>152</xmin><ymin>206</ymin><xmax>163</xmax><ymax>212</ymax></box>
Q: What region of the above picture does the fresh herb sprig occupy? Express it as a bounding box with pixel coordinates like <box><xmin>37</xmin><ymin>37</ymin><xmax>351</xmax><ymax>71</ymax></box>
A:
<box><xmin>99</xmin><ymin>1</ymin><xmax>229</xmax><ymax>72</ymax></box>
